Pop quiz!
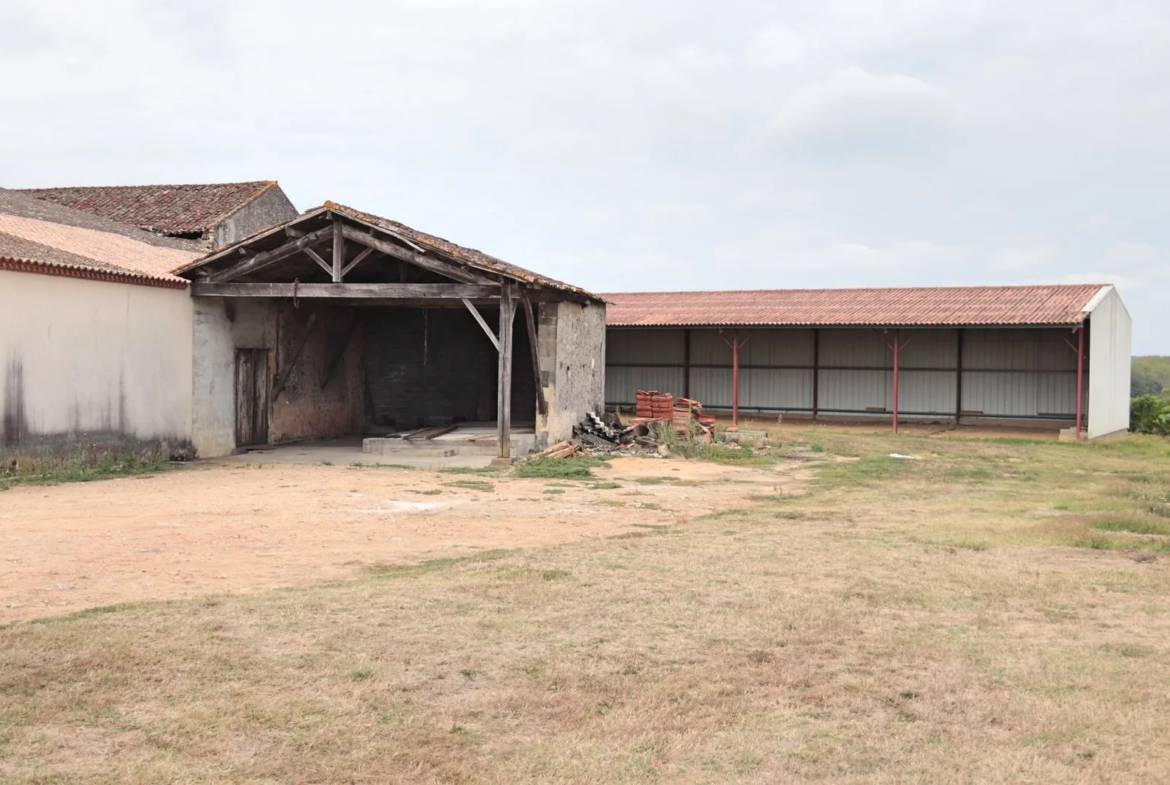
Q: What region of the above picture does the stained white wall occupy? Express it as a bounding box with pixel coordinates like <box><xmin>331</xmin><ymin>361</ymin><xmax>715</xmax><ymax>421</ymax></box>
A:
<box><xmin>0</xmin><ymin>269</ymin><xmax>192</xmax><ymax>452</ymax></box>
<box><xmin>1087</xmin><ymin>287</ymin><xmax>1132</xmax><ymax>438</ymax></box>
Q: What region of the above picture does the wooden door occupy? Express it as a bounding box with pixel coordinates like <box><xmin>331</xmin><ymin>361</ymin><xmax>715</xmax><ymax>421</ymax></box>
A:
<box><xmin>235</xmin><ymin>349</ymin><xmax>270</xmax><ymax>448</ymax></box>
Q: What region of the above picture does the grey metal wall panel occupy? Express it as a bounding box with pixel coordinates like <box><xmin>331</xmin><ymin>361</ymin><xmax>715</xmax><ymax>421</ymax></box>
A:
<box><xmin>688</xmin><ymin>329</ymin><xmax>733</xmax><ymax>365</ymax></box>
<box><xmin>819</xmin><ymin>329</ymin><xmax>890</xmax><ymax>368</ymax></box>
<box><xmin>1035</xmin><ymin>329</ymin><xmax>1079</xmax><ymax>371</ymax></box>
<box><xmin>962</xmin><ymin>371</ymin><xmax>1038</xmax><ymax>416</ymax></box>
<box><xmin>740</xmin><ymin>329</ymin><xmax>815</xmax><ymax>366</ymax></box>
<box><xmin>1036</xmin><ymin>373</ymin><xmax>1078</xmax><ymax>416</ymax></box>
<box><xmin>740</xmin><ymin>368</ymin><xmax>814</xmax><ymax>410</ymax></box>
<box><xmin>900</xmin><ymin>329</ymin><xmax>958</xmax><ymax>369</ymax></box>
<box><xmin>898</xmin><ymin>370</ymin><xmax>957</xmax><ymax>414</ymax></box>
<box><xmin>605</xmin><ymin>366</ymin><xmax>686</xmax><ymax>404</ymax></box>
<box><xmin>689</xmin><ymin>367</ymin><xmax>733</xmax><ymax>407</ymax></box>
<box><xmin>818</xmin><ymin>369</ymin><xmax>890</xmax><ymax>411</ymax></box>
<box><xmin>606</xmin><ymin>329</ymin><xmax>686</xmax><ymax>365</ymax></box>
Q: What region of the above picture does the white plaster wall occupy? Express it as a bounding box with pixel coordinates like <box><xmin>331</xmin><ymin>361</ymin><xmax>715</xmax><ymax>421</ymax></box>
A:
<box><xmin>0</xmin><ymin>269</ymin><xmax>192</xmax><ymax>450</ymax></box>
<box><xmin>191</xmin><ymin>297</ymin><xmax>273</xmax><ymax>458</ymax></box>
<box><xmin>538</xmin><ymin>300</ymin><xmax>606</xmax><ymax>445</ymax></box>
<box><xmin>1088</xmin><ymin>287</ymin><xmax>1133</xmax><ymax>438</ymax></box>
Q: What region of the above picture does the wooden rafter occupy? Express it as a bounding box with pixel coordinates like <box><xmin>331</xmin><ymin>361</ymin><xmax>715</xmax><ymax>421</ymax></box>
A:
<box><xmin>523</xmin><ymin>294</ymin><xmax>547</xmax><ymax>416</ymax></box>
<box><xmin>206</xmin><ymin>226</ymin><xmax>334</xmax><ymax>284</ymax></box>
<box><xmin>462</xmin><ymin>298</ymin><xmax>501</xmax><ymax>351</ymax></box>
<box><xmin>338</xmin><ymin>224</ymin><xmax>497</xmax><ymax>286</ymax></box>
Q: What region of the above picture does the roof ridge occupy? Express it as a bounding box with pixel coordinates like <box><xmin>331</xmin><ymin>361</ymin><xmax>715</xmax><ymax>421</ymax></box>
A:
<box><xmin>600</xmin><ymin>284</ymin><xmax>1108</xmax><ymax>296</ymax></box>
<box><xmin>16</xmin><ymin>181</ymin><xmax>276</xmax><ymax>192</ymax></box>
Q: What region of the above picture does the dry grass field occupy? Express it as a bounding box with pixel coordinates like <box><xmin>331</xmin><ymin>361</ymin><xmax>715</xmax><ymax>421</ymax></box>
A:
<box><xmin>3</xmin><ymin>429</ymin><xmax>1170</xmax><ymax>783</ymax></box>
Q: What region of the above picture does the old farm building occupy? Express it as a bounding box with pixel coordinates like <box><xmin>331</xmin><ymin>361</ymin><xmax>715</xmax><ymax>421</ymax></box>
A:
<box><xmin>603</xmin><ymin>286</ymin><xmax>1131</xmax><ymax>439</ymax></box>
<box><xmin>0</xmin><ymin>186</ymin><xmax>604</xmax><ymax>461</ymax></box>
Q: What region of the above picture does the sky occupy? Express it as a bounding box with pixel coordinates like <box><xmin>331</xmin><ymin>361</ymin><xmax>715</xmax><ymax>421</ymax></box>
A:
<box><xmin>1</xmin><ymin>0</ymin><xmax>1167</xmax><ymax>352</ymax></box>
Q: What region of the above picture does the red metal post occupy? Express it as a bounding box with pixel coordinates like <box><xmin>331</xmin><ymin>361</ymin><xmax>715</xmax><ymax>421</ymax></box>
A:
<box><xmin>892</xmin><ymin>330</ymin><xmax>900</xmax><ymax>434</ymax></box>
<box><xmin>1076</xmin><ymin>325</ymin><xmax>1084</xmax><ymax>440</ymax></box>
<box><xmin>732</xmin><ymin>328</ymin><xmax>740</xmax><ymax>427</ymax></box>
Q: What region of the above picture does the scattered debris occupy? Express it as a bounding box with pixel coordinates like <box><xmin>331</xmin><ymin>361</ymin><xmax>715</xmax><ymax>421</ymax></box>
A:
<box><xmin>889</xmin><ymin>453</ymin><xmax>922</xmax><ymax>460</ymax></box>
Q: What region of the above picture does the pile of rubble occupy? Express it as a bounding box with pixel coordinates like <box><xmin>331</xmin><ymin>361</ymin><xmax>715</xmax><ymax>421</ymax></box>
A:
<box><xmin>534</xmin><ymin>391</ymin><xmax>717</xmax><ymax>458</ymax></box>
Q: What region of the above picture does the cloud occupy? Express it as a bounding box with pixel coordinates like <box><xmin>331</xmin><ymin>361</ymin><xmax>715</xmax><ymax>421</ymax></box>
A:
<box><xmin>768</xmin><ymin>67</ymin><xmax>954</xmax><ymax>156</ymax></box>
<box><xmin>746</xmin><ymin>26</ymin><xmax>807</xmax><ymax>66</ymax></box>
<box><xmin>992</xmin><ymin>238</ymin><xmax>1059</xmax><ymax>271</ymax></box>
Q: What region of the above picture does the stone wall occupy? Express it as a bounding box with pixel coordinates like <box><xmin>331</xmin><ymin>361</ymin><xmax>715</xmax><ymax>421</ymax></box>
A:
<box><xmin>536</xmin><ymin>299</ymin><xmax>606</xmax><ymax>446</ymax></box>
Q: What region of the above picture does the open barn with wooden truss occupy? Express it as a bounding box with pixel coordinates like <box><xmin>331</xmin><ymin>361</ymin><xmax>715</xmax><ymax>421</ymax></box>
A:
<box><xmin>176</xmin><ymin>203</ymin><xmax>606</xmax><ymax>460</ymax></box>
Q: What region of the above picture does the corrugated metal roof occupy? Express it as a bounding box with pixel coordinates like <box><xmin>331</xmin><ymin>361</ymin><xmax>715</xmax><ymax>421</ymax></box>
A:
<box><xmin>602</xmin><ymin>285</ymin><xmax>1108</xmax><ymax>327</ymax></box>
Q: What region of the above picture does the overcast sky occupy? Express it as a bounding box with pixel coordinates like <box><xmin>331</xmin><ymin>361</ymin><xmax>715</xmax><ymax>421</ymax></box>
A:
<box><xmin>2</xmin><ymin>0</ymin><xmax>1167</xmax><ymax>352</ymax></box>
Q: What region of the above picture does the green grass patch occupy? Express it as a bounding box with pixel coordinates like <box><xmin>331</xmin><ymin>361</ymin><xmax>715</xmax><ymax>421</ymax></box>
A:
<box><xmin>28</xmin><ymin>603</ymin><xmax>141</xmax><ymax>625</ymax></box>
<box><xmin>513</xmin><ymin>456</ymin><xmax>611</xmax><ymax>480</ymax></box>
<box><xmin>585</xmin><ymin>482</ymin><xmax>622</xmax><ymax>490</ymax></box>
<box><xmin>542</xmin><ymin>488</ymin><xmax>566</xmax><ymax>495</ymax></box>
<box><xmin>633</xmin><ymin>476</ymin><xmax>680</xmax><ymax>485</ymax></box>
<box><xmin>366</xmin><ymin>549</ymin><xmax>512</xmax><ymax>579</ymax></box>
<box><xmin>348</xmin><ymin>462</ymin><xmax>415</xmax><ymax>470</ymax></box>
<box><xmin>444</xmin><ymin>480</ymin><xmax>494</xmax><ymax>493</ymax></box>
<box><xmin>1092</xmin><ymin>517</ymin><xmax>1170</xmax><ymax>536</ymax></box>
<box><xmin>0</xmin><ymin>452</ymin><xmax>173</xmax><ymax>491</ymax></box>
<box><xmin>439</xmin><ymin>466</ymin><xmax>505</xmax><ymax>475</ymax></box>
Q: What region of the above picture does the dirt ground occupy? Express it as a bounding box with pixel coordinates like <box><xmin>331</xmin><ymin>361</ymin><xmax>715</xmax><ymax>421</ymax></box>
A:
<box><xmin>0</xmin><ymin>457</ymin><xmax>809</xmax><ymax>623</ymax></box>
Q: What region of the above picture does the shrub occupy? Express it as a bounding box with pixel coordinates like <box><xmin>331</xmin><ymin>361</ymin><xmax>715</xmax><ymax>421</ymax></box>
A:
<box><xmin>1130</xmin><ymin>395</ymin><xmax>1170</xmax><ymax>436</ymax></box>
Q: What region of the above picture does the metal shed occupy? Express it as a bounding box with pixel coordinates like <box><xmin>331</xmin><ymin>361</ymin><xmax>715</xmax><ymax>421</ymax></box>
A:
<box><xmin>603</xmin><ymin>285</ymin><xmax>1132</xmax><ymax>439</ymax></box>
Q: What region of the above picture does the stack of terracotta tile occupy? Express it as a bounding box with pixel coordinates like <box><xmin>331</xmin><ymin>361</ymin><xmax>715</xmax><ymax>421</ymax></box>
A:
<box><xmin>672</xmin><ymin>398</ymin><xmax>701</xmax><ymax>429</ymax></box>
<box><xmin>635</xmin><ymin>390</ymin><xmax>674</xmax><ymax>420</ymax></box>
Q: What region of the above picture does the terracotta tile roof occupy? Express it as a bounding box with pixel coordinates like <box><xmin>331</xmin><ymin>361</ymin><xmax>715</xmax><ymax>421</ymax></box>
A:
<box><xmin>326</xmin><ymin>203</ymin><xmax>599</xmax><ymax>300</ymax></box>
<box><xmin>0</xmin><ymin>189</ymin><xmax>199</xmax><ymax>287</ymax></box>
<box><xmin>17</xmin><ymin>181</ymin><xmax>277</xmax><ymax>236</ymax></box>
<box><xmin>602</xmin><ymin>285</ymin><xmax>1108</xmax><ymax>327</ymax></box>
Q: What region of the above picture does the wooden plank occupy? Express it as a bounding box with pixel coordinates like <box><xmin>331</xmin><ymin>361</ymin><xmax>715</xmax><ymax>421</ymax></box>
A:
<box><xmin>332</xmin><ymin>219</ymin><xmax>345</xmax><ymax>282</ymax></box>
<box><xmin>462</xmin><ymin>298</ymin><xmax>500</xmax><ymax>351</ymax></box>
<box><xmin>303</xmin><ymin>246</ymin><xmax>333</xmax><ymax>277</ymax></box>
<box><xmin>341</xmin><ymin>246</ymin><xmax>375</xmax><ymax>278</ymax></box>
<box><xmin>271</xmin><ymin>312</ymin><xmax>319</xmax><ymax>401</ymax></box>
<box><xmin>207</xmin><ymin>226</ymin><xmax>334</xmax><ymax>283</ymax></box>
<box><xmin>192</xmin><ymin>282</ymin><xmax>500</xmax><ymax>299</ymax></box>
<box><xmin>235</xmin><ymin>351</ymin><xmax>254</xmax><ymax>448</ymax></box>
<box><xmin>338</xmin><ymin>223</ymin><xmax>498</xmax><ymax>286</ymax></box>
<box><xmin>523</xmin><ymin>295</ymin><xmax>547</xmax><ymax>416</ymax></box>
<box><xmin>497</xmin><ymin>284</ymin><xmax>516</xmax><ymax>459</ymax></box>
<box><xmin>319</xmin><ymin>317</ymin><xmax>362</xmax><ymax>391</ymax></box>
<box><xmin>404</xmin><ymin>424</ymin><xmax>457</xmax><ymax>441</ymax></box>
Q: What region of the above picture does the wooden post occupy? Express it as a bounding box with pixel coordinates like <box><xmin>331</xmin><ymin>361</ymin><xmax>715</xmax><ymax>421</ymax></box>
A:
<box><xmin>497</xmin><ymin>284</ymin><xmax>516</xmax><ymax>459</ymax></box>
<box><xmin>332</xmin><ymin>220</ymin><xmax>345</xmax><ymax>282</ymax></box>
<box><xmin>522</xmin><ymin>295</ymin><xmax>547</xmax><ymax>417</ymax></box>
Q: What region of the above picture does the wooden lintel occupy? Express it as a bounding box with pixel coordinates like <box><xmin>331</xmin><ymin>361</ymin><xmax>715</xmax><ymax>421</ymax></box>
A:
<box><xmin>338</xmin><ymin>223</ymin><xmax>497</xmax><ymax>286</ymax></box>
<box><xmin>523</xmin><ymin>294</ymin><xmax>547</xmax><ymax>416</ymax></box>
<box><xmin>191</xmin><ymin>283</ymin><xmax>500</xmax><ymax>299</ymax></box>
<box><xmin>462</xmin><ymin>298</ymin><xmax>500</xmax><ymax>351</ymax></box>
<box><xmin>207</xmin><ymin>226</ymin><xmax>335</xmax><ymax>284</ymax></box>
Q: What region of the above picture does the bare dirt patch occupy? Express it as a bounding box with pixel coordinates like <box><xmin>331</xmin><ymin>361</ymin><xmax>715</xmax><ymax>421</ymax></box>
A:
<box><xmin>0</xmin><ymin>457</ymin><xmax>810</xmax><ymax>622</ymax></box>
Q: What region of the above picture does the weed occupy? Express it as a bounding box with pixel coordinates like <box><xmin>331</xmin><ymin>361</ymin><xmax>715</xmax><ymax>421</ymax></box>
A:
<box><xmin>444</xmin><ymin>480</ymin><xmax>494</xmax><ymax>493</ymax></box>
<box><xmin>585</xmin><ymin>482</ymin><xmax>622</xmax><ymax>490</ymax></box>
<box><xmin>543</xmin><ymin>488</ymin><xmax>566</xmax><ymax>495</ymax></box>
<box><xmin>514</xmin><ymin>457</ymin><xmax>610</xmax><ymax>480</ymax></box>
<box><xmin>1075</xmin><ymin>535</ymin><xmax>1116</xmax><ymax>550</ymax></box>
<box><xmin>348</xmin><ymin>463</ymin><xmax>415</xmax><ymax>470</ymax></box>
<box><xmin>440</xmin><ymin>466</ymin><xmax>505</xmax><ymax>475</ymax></box>
<box><xmin>541</xmin><ymin>569</ymin><xmax>571</xmax><ymax>581</ymax></box>
<box><xmin>348</xmin><ymin>668</ymin><xmax>374</xmax><ymax>681</ymax></box>
<box><xmin>321</xmin><ymin>460</ymin><xmax>334</xmax><ymax>466</ymax></box>
<box><xmin>28</xmin><ymin>603</ymin><xmax>139</xmax><ymax>625</ymax></box>
<box><xmin>1092</xmin><ymin>517</ymin><xmax>1170</xmax><ymax>536</ymax></box>
<box><xmin>409</xmin><ymin>489</ymin><xmax>445</xmax><ymax>496</ymax></box>
<box><xmin>0</xmin><ymin>452</ymin><xmax>173</xmax><ymax>491</ymax></box>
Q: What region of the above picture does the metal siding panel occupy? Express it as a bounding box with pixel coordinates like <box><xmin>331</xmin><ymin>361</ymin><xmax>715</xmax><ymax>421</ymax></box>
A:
<box><xmin>898</xmin><ymin>371</ymin><xmax>957</xmax><ymax>414</ymax></box>
<box><xmin>900</xmin><ymin>329</ymin><xmax>958</xmax><ymax>369</ymax></box>
<box><xmin>740</xmin><ymin>368</ymin><xmax>814</xmax><ymax>410</ymax></box>
<box><xmin>1036</xmin><ymin>329</ymin><xmax>1078</xmax><ymax>371</ymax></box>
<box><xmin>688</xmin><ymin>329</ymin><xmax>733</xmax><ymax>365</ymax></box>
<box><xmin>740</xmin><ymin>329</ymin><xmax>815</xmax><ymax>366</ymax></box>
<box><xmin>962</xmin><ymin>371</ymin><xmax>1038</xmax><ymax>416</ymax></box>
<box><xmin>819</xmin><ymin>329</ymin><xmax>889</xmax><ymax>368</ymax></box>
<box><xmin>689</xmin><ymin>367</ymin><xmax>733</xmax><ymax>407</ymax></box>
<box><xmin>1037</xmin><ymin>373</ymin><xmax>1077</xmax><ymax>416</ymax></box>
<box><xmin>605</xmin><ymin>329</ymin><xmax>685</xmax><ymax>365</ymax></box>
<box><xmin>818</xmin><ymin>369</ymin><xmax>890</xmax><ymax>411</ymax></box>
<box><xmin>605</xmin><ymin>366</ymin><xmax>686</xmax><ymax>404</ymax></box>
<box><xmin>964</xmin><ymin>329</ymin><xmax>1036</xmax><ymax>370</ymax></box>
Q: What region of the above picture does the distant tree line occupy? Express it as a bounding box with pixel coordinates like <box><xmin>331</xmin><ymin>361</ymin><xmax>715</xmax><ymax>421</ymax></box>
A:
<box><xmin>1132</xmin><ymin>356</ymin><xmax>1170</xmax><ymax>397</ymax></box>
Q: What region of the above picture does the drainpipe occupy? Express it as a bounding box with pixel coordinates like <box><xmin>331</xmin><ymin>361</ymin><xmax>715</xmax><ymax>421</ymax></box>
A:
<box><xmin>1076</xmin><ymin>324</ymin><xmax>1085</xmax><ymax>441</ymax></box>
<box><xmin>892</xmin><ymin>329</ymin><xmax>901</xmax><ymax>434</ymax></box>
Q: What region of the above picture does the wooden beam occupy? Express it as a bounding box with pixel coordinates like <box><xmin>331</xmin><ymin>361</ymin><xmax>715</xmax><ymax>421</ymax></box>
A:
<box><xmin>319</xmin><ymin>317</ymin><xmax>362</xmax><ymax>391</ymax></box>
<box><xmin>206</xmin><ymin>226</ymin><xmax>334</xmax><ymax>283</ymax></box>
<box><xmin>523</xmin><ymin>295</ymin><xmax>547</xmax><ymax>417</ymax></box>
<box><xmin>338</xmin><ymin>224</ymin><xmax>498</xmax><ymax>286</ymax></box>
<box><xmin>462</xmin><ymin>298</ymin><xmax>500</xmax><ymax>351</ymax></box>
<box><xmin>192</xmin><ymin>282</ymin><xmax>500</xmax><ymax>299</ymax></box>
<box><xmin>272</xmin><ymin>312</ymin><xmax>318</xmax><ymax>401</ymax></box>
<box><xmin>303</xmin><ymin>247</ymin><xmax>333</xmax><ymax>277</ymax></box>
<box><xmin>341</xmin><ymin>246</ymin><xmax>375</xmax><ymax>278</ymax></box>
<box><xmin>332</xmin><ymin>219</ymin><xmax>345</xmax><ymax>282</ymax></box>
<box><xmin>497</xmin><ymin>284</ymin><xmax>516</xmax><ymax>459</ymax></box>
